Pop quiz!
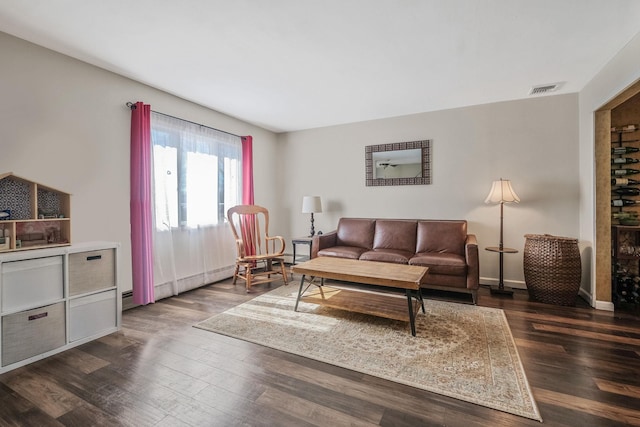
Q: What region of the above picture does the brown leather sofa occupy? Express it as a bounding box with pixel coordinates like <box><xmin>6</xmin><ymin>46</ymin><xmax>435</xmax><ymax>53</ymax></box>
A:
<box><xmin>311</xmin><ymin>218</ymin><xmax>480</xmax><ymax>303</ymax></box>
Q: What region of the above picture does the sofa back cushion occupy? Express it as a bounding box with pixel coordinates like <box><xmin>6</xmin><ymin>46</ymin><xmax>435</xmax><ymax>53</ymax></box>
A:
<box><xmin>416</xmin><ymin>220</ymin><xmax>467</xmax><ymax>255</ymax></box>
<box><xmin>336</xmin><ymin>218</ymin><xmax>376</xmax><ymax>249</ymax></box>
<box><xmin>373</xmin><ymin>219</ymin><xmax>417</xmax><ymax>252</ymax></box>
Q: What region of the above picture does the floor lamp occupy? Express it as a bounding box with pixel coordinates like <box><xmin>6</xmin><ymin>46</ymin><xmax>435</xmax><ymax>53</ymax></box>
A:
<box><xmin>302</xmin><ymin>196</ymin><xmax>322</xmax><ymax>237</ymax></box>
<box><xmin>485</xmin><ymin>178</ymin><xmax>520</xmax><ymax>295</ymax></box>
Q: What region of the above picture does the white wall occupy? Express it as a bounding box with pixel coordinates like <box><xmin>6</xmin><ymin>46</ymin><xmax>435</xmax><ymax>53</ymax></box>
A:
<box><xmin>579</xmin><ymin>31</ymin><xmax>640</xmax><ymax>309</ymax></box>
<box><xmin>0</xmin><ymin>32</ymin><xmax>279</xmax><ymax>294</ymax></box>
<box><xmin>6</xmin><ymin>24</ymin><xmax>636</xmax><ymax>300</ymax></box>
<box><xmin>278</xmin><ymin>94</ymin><xmax>580</xmax><ymax>288</ymax></box>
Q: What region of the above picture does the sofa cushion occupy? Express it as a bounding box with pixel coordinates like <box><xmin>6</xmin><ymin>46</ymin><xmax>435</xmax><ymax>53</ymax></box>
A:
<box><xmin>336</xmin><ymin>218</ymin><xmax>375</xmax><ymax>249</ymax></box>
<box><xmin>410</xmin><ymin>252</ymin><xmax>467</xmax><ymax>276</ymax></box>
<box><xmin>372</xmin><ymin>220</ymin><xmax>417</xmax><ymax>253</ymax></box>
<box><xmin>416</xmin><ymin>220</ymin><xmax>467</xmax><ymax>256</ymax></box>
<box><xmin>317</xmin><ymin>246</ymin><xmax>368</xmax><ymax>260</ymax></box>
<box><xmin>359</xmin><ymin>249</ymin><xmax>413</xmax><ymax>264</ymax></box>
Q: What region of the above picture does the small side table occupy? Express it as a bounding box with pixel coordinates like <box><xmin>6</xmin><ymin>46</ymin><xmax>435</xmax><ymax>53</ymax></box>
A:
<box><xmin>292</xmin><ymin>237</ymin><xmax>313</xmax><ymax>265</ymax></box>
<box><xmin>485</xmin><ymin>246</ymin><xmax>518</xmax><ymax>296</ymax></box>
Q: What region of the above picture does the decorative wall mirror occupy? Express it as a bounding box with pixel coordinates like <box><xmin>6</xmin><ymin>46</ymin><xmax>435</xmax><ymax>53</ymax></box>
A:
<box><xmin>365</xmin><ymin>140</ymin><xmax>431</xmax><ymax>186</ymax></box>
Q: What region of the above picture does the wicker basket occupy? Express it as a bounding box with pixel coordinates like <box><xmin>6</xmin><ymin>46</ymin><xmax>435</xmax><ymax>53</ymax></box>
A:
<box><xmin>523</xmin><ymin>234</ymin><xmax>581</xmax><ymax>306</ymax></box>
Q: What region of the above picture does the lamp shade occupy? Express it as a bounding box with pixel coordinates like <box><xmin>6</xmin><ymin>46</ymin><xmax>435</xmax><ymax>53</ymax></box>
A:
<box><xmin>302</xmin><ymin>196</ymin><xmax>322</xmax><ymax>213</ymax></box>
<box><xmin>484</xmin><ymin>179</ymin><xmax>520</xmax><ymax>204</ymax></box>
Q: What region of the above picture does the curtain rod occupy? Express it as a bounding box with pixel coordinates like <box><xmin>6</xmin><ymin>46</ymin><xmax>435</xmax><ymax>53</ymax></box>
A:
<box><xmin>126</xmin><ymin>102</ymin><xmax>242</xmax><ymax>139</ymax></box>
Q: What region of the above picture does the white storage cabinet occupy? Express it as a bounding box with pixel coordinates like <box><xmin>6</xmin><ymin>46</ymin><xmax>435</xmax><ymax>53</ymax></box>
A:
<box><xmin>0</xmin><ymin>242</ymin><xmax>120</xmax><ymax>373</ymax></box>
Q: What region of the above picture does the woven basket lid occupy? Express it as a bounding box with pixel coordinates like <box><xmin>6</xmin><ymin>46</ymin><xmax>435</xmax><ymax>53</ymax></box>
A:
<box><xmin>524</xmin><ymin>234</ymin><xmax>578</xmax><ymax>243</ymax></box>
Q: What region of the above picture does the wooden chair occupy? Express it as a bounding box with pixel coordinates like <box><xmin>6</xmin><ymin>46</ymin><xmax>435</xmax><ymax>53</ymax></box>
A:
<box><xmin>227</xmin><ymin>205</ymin><xmax>288</xmax><ymax>292</ymax></box>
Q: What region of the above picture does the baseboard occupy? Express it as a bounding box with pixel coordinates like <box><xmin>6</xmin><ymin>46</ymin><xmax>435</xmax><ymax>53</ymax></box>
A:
<box><xmin>480</xmin><ymin>276</ymin><xmax>527</xmax><ymax>290</ymax></box>
<box><xmin>595</xmin><ymin>300</ymin><xmax>615</xmax><ymax>311</ymax></box>
<box><xmin>121</xmin><ymin>267</ymin><xmax>235</xmax><ymax>311</ymax></box>
<box><xmin>578</xmin><ymin>288</ymin><xmax>594</xmax><ymax>308</ymax></box>
<box><xmin>122</xmin><ymin>291</ymin><xmax>136</xmax><ymax>311</ymax></box>
<box><xmin>481</xmin><ymin>278</ymin><xmax>611</xmax><ymax>311</ymax></box>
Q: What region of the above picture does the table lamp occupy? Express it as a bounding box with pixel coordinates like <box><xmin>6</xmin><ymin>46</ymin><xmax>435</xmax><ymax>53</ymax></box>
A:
<box><xmin>302</xmin><ymin>196</ymin><xmax>322</xmax><ymax>237</ymax></box>
<box><xmin>485</xmin><ymin>178</ymin><xmax>520</xmax><ymax>295</ymax></box>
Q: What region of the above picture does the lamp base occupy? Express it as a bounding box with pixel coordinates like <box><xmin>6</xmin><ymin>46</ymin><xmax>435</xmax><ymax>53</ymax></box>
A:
<box><xmin>308</xmin><ymin>213</ymin><xmax>315</xmax><ymax>238</ymax></box>
<box><xmin>489</xmin><ymin>285</ymin><xmax>514</xmax><ymax>296</ymax></box>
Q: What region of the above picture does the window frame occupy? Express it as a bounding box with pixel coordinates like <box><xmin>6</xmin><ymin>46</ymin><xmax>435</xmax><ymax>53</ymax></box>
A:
<box><xmin>150</xmin><ymin>113</ymin><xmax>242</xmax><ymax>230</ymax></box>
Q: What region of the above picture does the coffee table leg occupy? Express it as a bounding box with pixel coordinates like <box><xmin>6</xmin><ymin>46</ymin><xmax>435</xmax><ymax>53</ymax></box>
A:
<box><xmin>418</xmin><ymin>288</ymin><xmax>425</xmax><ymax>313</ymax></box>
<box><xmin>406</xmin><ymin>290</ymin><xmax>416</xmax><ymax>336</ymax></box>
<box><xmin>294</xmin><ymin>274</ymin><xmax>307</xmax><ymax>311</ymax></box>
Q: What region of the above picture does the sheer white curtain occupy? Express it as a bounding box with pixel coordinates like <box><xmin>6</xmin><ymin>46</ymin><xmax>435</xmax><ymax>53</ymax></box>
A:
<box><xmin>151</xmin><ymin>112</ymin><xmax>241</xmax><ymax>299</ymax></box>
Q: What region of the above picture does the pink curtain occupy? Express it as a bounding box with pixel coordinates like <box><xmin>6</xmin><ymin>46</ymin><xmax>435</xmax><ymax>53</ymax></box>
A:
<box><xmin>242</xmin><ymin>136</ymin><xmax>255</xmax><ymax>204</ymax></box>
<box><xmin>130</xmin><ymin>102</ymin><xmax>155</xmax><ymax>305</ymax></box>
<box><xmin>241</xmin><ymin>136</ymin><xmax>256</xmax><ymax>257</ymax></box>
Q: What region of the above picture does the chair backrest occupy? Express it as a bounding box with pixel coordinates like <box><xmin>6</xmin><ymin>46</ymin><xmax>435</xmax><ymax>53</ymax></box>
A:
<box><xmin>227</xmin><ymin>205</ymin><xmax>283</xmax><ymax>258</ymax></box>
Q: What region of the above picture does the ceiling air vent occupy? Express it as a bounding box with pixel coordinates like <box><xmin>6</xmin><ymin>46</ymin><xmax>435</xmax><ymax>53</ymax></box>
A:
<box><xmin>529</xmin><ymin>83</ymin><xmax>563</xmax><ymax>95</ymax></box>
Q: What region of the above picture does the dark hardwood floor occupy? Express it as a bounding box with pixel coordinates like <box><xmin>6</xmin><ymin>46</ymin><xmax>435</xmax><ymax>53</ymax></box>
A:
<box><xmin>1</xmin><ymin>278</ymin><xmax>639</xmax><ymax>426</ymax></box>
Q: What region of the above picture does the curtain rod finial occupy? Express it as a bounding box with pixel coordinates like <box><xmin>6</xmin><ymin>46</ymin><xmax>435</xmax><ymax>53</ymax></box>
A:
<box><xmin>126</xmin><ymin>102</ymin><xmax>137</xmax><ymax>109</ymax></box>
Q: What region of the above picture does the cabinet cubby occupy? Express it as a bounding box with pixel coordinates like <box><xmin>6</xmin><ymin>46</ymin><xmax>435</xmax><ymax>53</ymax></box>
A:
<box><xmin>611</xmin><ymin>125</ymin><xmax>640</xmax><ymax>224</ymax></box>
<box><xmin>612</xmin><ymin>226</ymin><xmax>640</xmax><ymax>308</ymax></box>
<box><xmin>0</xmin><ymin>172</ymin><xmax>71</xmax><ymax>252</ymax></box>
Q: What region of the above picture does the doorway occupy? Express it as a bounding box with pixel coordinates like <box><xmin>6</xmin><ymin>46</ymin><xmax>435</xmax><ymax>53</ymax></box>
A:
<box><xmin>595</xmin><ymin>79</ymin><xmax>640</xmax><ymax>313</ymax></box>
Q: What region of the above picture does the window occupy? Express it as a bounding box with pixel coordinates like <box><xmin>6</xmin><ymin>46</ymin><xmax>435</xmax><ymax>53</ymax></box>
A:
<box><xmin>151</xmin><ymin>112</ymin><xmax>241</xmax><ymax>229</ymax></box>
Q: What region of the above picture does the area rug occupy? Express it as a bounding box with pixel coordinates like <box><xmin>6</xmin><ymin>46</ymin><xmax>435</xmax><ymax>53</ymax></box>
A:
<box><xmin>195</xmin><ymin>285</ymin><xmax>542</xmax><ymax>421</ymax></box>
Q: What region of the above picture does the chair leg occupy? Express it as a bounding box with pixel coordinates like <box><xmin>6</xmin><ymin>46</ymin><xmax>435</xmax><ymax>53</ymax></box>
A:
<box><xmin>280</xmin><ymin>260</ymin><xmax>288</xmax><ymax>285</ymax></box>
<box><xmin>266</xmin><ymin>259</ymin><xmax>273</xmax><ymax>279</ymax></box>
<box><xmin>232</xmin><ymin>264</ymin><xmax>240</xmax><ymax>285</ymax></box>
<box><xmin>246</xmin><ymin>265</ymin><xmax>252</xmax><ymax>292</ymax></box>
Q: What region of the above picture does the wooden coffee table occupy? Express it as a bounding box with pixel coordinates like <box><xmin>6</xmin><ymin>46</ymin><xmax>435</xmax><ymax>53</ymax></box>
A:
<box><xmin>292</xmin><ymin>257</ymin><xmax>428</xmax><ymax>336</ymax></box>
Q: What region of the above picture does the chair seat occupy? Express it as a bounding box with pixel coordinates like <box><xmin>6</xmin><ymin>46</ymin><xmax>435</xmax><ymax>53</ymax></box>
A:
<box><xmin>238</xmin><ymin>255</ymin><xmax>285</xmax><ymax>263</ymax></box>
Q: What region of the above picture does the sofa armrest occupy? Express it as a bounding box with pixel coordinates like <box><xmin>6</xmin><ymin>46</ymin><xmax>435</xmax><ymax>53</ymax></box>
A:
<box><xmin>312</xmin><ymin>231</ymin><xmax>337</xmax><ymax>258</ymax></box>
<box><xmin>465</xmin><ymin>234</ymin><xmax>479</xmax><ymax>290</ymax></box>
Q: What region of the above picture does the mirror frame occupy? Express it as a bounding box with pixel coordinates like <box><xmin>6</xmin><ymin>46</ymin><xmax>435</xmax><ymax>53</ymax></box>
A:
<box><xmin>365</xmin><ymin>140</ymin><xmax>432</xmax><ymax>186</ymax></box>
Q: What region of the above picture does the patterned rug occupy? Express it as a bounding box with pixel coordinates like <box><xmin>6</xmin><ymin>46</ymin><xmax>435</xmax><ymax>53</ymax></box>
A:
<box><xmin>195</xmin><ymin>285</ymin><xmax>542</xmax><ymax>421</ymax></box>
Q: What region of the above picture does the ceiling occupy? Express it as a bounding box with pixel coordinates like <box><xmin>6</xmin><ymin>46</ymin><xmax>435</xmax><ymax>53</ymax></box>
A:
<box><xmin>1</xmin><ymin>1</ymin><xmax>640</xmax><ymax>133</ymax></box>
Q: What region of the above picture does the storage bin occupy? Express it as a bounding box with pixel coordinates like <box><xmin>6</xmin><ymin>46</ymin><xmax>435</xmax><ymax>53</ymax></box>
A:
<box><xmin>69</xmin><ymin>249</ymin><xmax>115</xmax><ymax>296</ymax></box>
<box><xmin>523</xmin><ymin>234</ymin><xmax>582</xmax><ymax>306</ymax></box>
<box><xmin>1</xmin><ymin>302</ymin><xmax>65</xmax><ymax>366</ymax></box>
<box><xmin>69</xmin><ymin>290</ymin><xmax>116</xmax><ymax>342</ymax></box>
<box><xmin>1</xmin><ymin>256</ymin><xmax>64</xmax><ymax>312</ymax></box>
